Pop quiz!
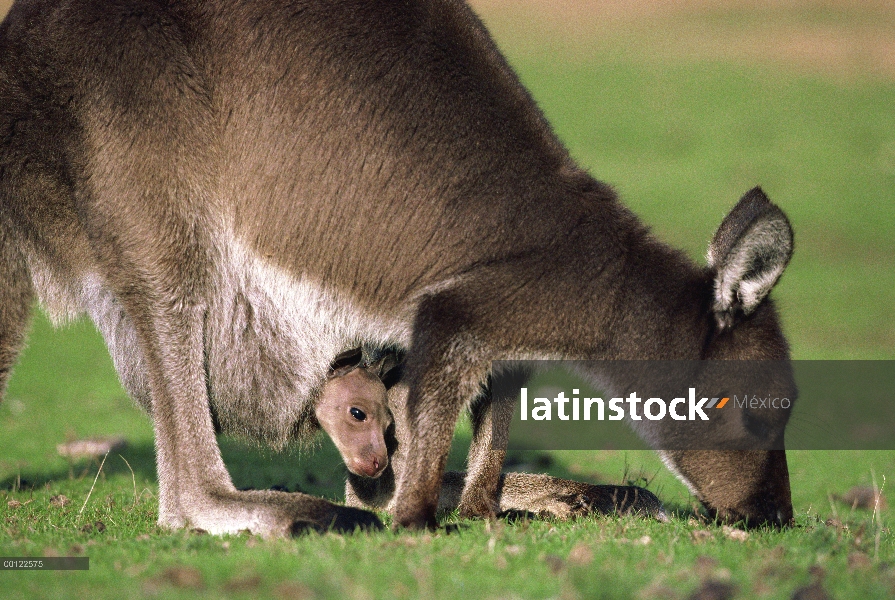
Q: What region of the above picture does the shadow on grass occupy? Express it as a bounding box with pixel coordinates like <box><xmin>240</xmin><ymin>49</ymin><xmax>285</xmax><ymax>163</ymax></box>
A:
<box><xmin>1</xmin><ymin>430</ymin><xmax>479</xmax><ymax>501</ymax></box>
<box><xmin>0</xmin><ymin>442</ymin><xmax>158</xmax><ymax>492</ymax></box>
<box><xmin>1</xmin><ymin>435</ymin><xmax>365</xmax><ymax>501</ymax></box>
<box><xmin>1</xmin><ymin>432</ymin><xmax>688</xmax><ymax>523</ymax></box>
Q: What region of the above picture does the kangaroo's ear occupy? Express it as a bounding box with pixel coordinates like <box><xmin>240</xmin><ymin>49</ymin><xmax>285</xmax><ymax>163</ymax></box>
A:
<box><xmin>364</xmin><ymin>347</ymin><xmax>405</xmax><ymax>389</ymax></box>
<box><xmin>329</xmin><ymin>347</ymin><xmax>363</xmax><ymax>379</ymax></box>
<box><xmin>707</xmin><ymin>187</ymin><xmax>794</xmax><ymax>332</ymax></box>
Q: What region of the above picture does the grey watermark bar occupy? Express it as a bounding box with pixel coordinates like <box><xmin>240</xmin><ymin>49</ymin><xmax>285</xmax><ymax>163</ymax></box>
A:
<box><xmin>491</xmin><ymin>360</ymin><xmax>895</xmax><ymax>451</ymax></box>
<box><xmin>0</xmin><ymin>557</ymin><xmax>89</xmax><ymax>570</ymax></box>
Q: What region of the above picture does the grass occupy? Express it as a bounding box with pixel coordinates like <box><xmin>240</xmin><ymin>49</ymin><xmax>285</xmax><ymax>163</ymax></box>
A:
<box><xmin>2</xmin><ymin>0</ymin><xmax>895</xmax><ymax>598</ymax></box>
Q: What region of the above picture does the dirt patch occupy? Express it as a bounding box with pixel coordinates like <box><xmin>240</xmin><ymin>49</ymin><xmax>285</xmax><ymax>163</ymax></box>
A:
<box><xmin>469</xmin><ymin>0</ymin><xmax>895</xmax><ymax>78</ymax></box>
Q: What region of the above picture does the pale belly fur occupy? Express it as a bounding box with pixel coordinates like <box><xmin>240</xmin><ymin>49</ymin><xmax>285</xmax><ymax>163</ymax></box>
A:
<box><xmin>26</xmin><ymin>240</ymin><xmax>413</xmax><ymax>448</ymax></box>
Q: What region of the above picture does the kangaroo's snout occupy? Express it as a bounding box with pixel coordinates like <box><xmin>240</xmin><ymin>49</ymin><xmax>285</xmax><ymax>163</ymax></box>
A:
<box><xmin>664</xmin><ymin>449</ymin><xmax>793</xmax><ymax>528</ymax></box>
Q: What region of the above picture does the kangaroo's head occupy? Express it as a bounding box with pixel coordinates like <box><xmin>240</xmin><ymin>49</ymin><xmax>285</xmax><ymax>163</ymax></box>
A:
<box><xmin>667</xmin><ymin>187</ymin><xmax>796</xmax><ymax>527</ymax></box>
<box><xmin>315</xmin><ymin>348</ymin><xmax>396</xmax><ymax>479</ymax></box>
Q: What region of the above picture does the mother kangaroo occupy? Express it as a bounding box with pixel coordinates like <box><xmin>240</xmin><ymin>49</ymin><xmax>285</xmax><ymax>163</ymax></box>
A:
<box><xmin>0</xmin><ymin>0</ymin><xmax>794</xmax><ymax>534</ymax></box>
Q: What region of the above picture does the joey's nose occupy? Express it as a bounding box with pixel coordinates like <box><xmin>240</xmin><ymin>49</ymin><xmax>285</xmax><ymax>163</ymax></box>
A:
<box><xmin>352</xmin><ymin>455</ymin><xmax>387</xmax><ymax>478</ymax></box>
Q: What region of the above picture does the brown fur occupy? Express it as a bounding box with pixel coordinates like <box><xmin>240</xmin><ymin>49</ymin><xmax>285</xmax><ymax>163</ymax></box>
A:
<box><xmin>0</xmin><ymin>0</ymin><xmax>794</xmax><ymax>534</ymax></box>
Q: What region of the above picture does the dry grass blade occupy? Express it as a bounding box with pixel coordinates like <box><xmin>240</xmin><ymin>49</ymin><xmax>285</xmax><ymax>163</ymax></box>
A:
<box><xmin>78</xmin><ymin>451</ymin><xmax>110</xmax><ymax>523</ymax></box>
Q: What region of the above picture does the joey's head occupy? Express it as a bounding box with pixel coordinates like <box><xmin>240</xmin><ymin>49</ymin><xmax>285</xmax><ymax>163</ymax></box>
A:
<box><xmin>315</xmin><ymin>349</ymin><xmax>394</xmax><ymax>479</ymax></box>
<box><xmin>663</xmin><ymin>187</ymin><xmax>796</xmax><ymax>527</ymax></box>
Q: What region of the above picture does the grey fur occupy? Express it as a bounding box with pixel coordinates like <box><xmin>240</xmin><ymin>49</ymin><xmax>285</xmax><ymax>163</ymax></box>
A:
<box><xmin>708</xmin><ymin>188</ymin><xmax>794</xmax><ymax>331</ymax></box>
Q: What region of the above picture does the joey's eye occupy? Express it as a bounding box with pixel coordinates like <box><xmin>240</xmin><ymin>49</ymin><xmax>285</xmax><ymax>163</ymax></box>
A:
<box><xmin>350</xmin><ymin>407</ymin><xmax>367</xmax><ymax>422</ymax></box>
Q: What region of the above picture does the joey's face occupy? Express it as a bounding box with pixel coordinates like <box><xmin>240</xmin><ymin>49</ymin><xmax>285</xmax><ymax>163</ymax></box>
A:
<box><xmin>316</xmin><ymin>368</ymin><xmax>392</xmax><ymax>478</ymax></box>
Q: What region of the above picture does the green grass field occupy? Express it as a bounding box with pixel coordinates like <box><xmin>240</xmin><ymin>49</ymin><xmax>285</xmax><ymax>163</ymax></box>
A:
<box><xmin>2</xmin><ymin>1</ymin><xmax>894</xmax><ymax>598</ymax></box>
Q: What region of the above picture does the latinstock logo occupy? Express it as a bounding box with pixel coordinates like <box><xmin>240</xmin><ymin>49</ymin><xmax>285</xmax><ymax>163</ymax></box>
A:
<box><xmin>495</xmin><ymin>359</ymin><xmax>895</xmax><ymax>452</ymax></box>
<box><xmin>518</xmin><ymin>388</ymin><xmax>748</xmax><ymax>422</ymax></box>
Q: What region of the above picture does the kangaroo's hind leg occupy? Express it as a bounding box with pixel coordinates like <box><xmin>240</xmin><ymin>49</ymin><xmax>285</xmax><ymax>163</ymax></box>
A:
<box><xmin>0</xmin><ymin>227</ymin><xmax>34</xmax><ymax>400</ymax></box>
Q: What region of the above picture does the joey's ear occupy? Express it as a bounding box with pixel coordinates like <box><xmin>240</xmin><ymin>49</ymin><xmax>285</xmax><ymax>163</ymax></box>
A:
<box><xmin>365</xmin><ymin>348</ymin><xmax>405</xmax><ymax>389</ymax></box>
<box><xmin>329</xmin><ymin>347</ymin><xmax>363</xmax><ymax>379</ymax></box>
<box><xmin>707</xmin><ymin>187</ymin><xmax>794</xmax><ymax>332</ymax></box>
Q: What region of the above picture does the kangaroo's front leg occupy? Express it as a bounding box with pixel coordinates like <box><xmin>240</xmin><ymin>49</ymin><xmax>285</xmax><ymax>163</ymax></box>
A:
<box><xmin>391</xmin><ymin>294</ymin><xmax>494</xmax><ymax>529</ymax></box>
<box><xmin>456</xmin><ymin>391</ymin><xmax>507</xmax><ymax>519</ymax></box>
<box><xmin>392</xmin><ymin>374</ymin><xmax>471</xmax><ymax>529</ymax></box>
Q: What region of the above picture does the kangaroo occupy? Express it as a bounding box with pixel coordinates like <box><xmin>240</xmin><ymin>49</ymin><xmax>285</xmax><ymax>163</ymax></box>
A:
<box><xmin>314</xmin><ymin>348</ymin><xmax>392</xmax><ymax>480</ymax></box>
<box><xmin>0</xmin><ymin>0</ymin><xmax>794</xmax><ymax>535</ymax></box>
